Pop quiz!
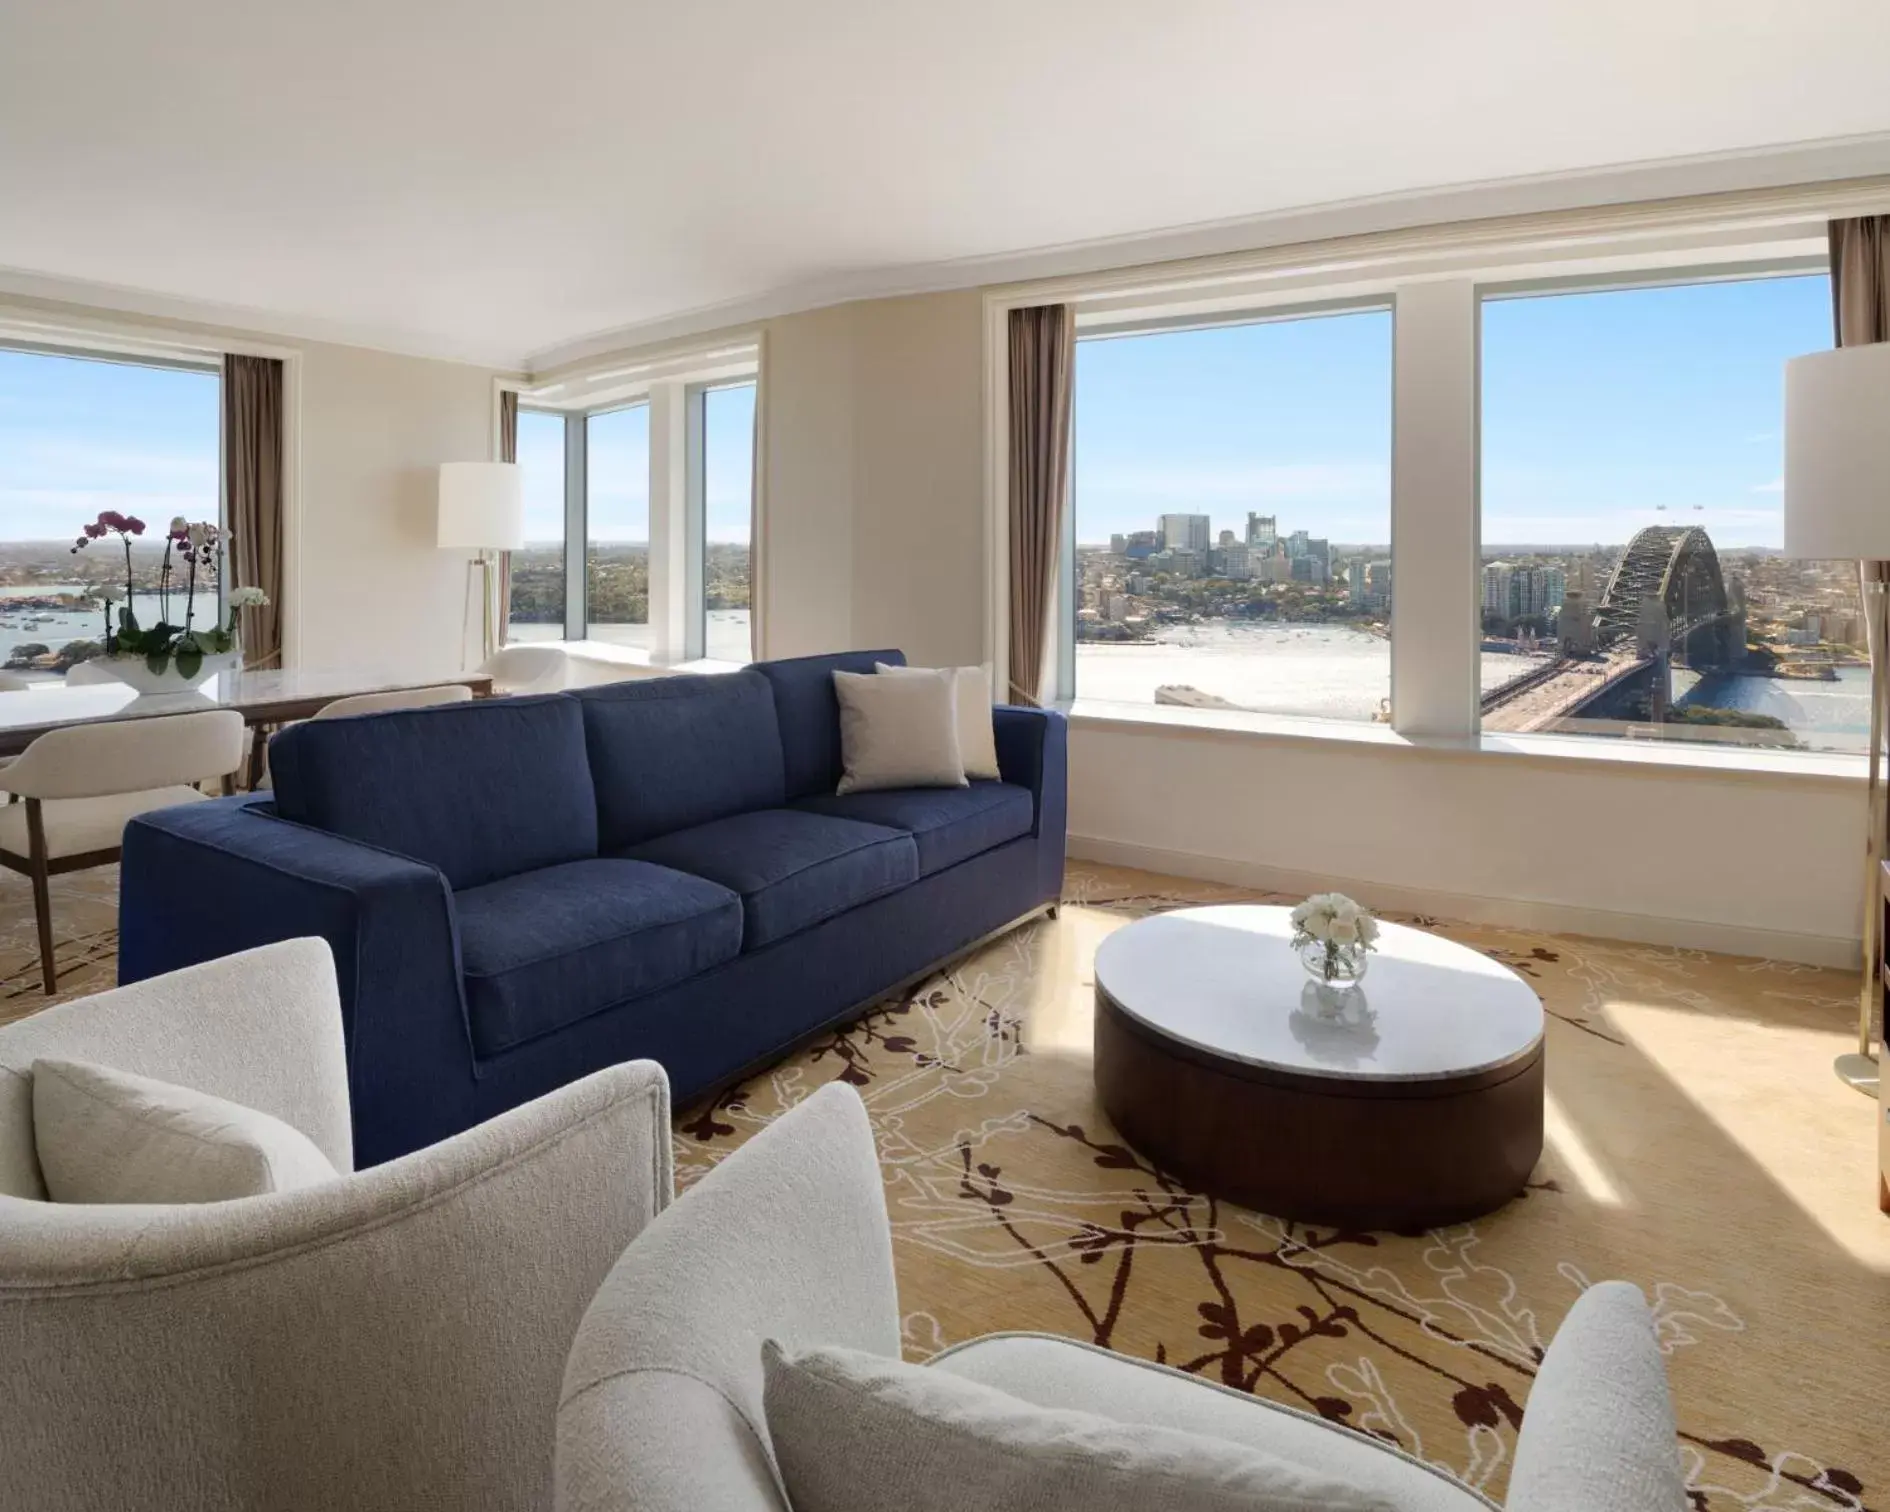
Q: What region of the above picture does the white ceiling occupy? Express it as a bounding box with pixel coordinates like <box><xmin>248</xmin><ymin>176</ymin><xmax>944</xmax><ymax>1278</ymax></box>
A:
<box><xmin>4</xmin><ymin>0</ymin><xmax>1889</xmax><ymax>371</ymax></box>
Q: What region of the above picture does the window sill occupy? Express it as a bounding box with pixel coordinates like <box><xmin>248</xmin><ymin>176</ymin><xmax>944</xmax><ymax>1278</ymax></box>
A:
<box><xmin>1063</xmin><ymin>697</ymin><xmax>1868</xmax><ymax>785</ymax></box>
<box><xmin>541</xmin><ymin>640</ymin><xmax>750</xmax><ymax>678</ymax></box>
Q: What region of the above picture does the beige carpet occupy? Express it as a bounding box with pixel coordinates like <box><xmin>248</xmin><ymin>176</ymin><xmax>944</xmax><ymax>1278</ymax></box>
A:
<box><xmin>5</xmin><ymin>860</ymin><xmax>1886</xmax><ymax>1508</ymax></box>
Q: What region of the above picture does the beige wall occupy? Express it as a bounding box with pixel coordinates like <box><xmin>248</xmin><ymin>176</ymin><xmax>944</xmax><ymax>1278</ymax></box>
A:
<box><xmin>756</xmin><ymin>291</ymin><xmax>986</xmax><ymax>663</ymax></box>
<box><xmin>293</xmin><ymin>340</ymin><xmax>501</xmax><ymax>675</ymax></box>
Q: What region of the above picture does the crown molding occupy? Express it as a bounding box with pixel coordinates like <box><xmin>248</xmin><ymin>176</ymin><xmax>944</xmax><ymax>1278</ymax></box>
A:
<box><xmin>522</xmin><ymin>130</ymin><xmax>1890</xmax><ymax>373</ymax></box>
<box><xmin>0</xmin><ymin>266</ymin><xmax>526</xmax><ymax>372</ymax></box>
<box><xmin>6</xmin><ymin>132</ymin><xmax>1888</xmax><ymax>379</ymax></box>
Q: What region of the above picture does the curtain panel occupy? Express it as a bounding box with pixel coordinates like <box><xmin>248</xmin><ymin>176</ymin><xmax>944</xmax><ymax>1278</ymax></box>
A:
<box><xmin>1006</xmin><ymin>305</ymin><xmax>1075</xmax><ymax>706</ymax></box>
<box><xmin>223</xmin><ymin>355</ymin><xmax>285</xmax><ymax>670</ymax></box>
<box><xmin>497</xmin><ymin>390</ymin><xmax>519</xmax><ymax>645</ymax></box>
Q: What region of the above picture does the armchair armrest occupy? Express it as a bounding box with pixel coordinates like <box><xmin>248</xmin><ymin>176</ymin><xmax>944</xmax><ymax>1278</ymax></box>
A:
<box><xmin>1</xmin><ymin>1060</ymin><xmax>672</xmax><ymax>1512</ymax></box>
<box><xmin>118</xmin><ymin>796</ymin><xmax>476</xmax><ymax>1165</ymax></box>
<box><xmin>557</xmin><ymin>1083</ymin><xmax>895</xmax><ymax>1512</ymax></box>
<box><xmin>1507</xmin><ymin>1282</ymin><xmax>1687</xmax><ymax>1512</ymax></box>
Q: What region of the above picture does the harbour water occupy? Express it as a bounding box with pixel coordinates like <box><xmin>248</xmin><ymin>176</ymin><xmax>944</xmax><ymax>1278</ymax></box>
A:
<box><xmin>1076</xmin><ymin>621</ymin><xmax>1870</xmax><ymax>753</ymax></box>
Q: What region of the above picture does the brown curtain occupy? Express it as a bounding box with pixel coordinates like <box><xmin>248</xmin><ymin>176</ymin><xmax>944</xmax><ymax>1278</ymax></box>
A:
<box><xmin>1830</xmin><ymin>218</ymin><xmax>1890</xmax><ymax>633</ymax></box>
<box><xmin>1006</xmin><ymin>305</ymin><xmax>1074</xmax><ymax>705</ymax></box>
<box><xmin>223</xmin><ymin>355</ymin><xmax>284</xmax><ymax>669</ymax></box>
<box><xmin>497</xmin><ymin>390</ymin><xmax>519</xmax><ymax>645</ymax></box>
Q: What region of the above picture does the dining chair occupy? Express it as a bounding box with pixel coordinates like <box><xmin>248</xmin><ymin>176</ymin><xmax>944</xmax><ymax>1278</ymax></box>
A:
<box><xmin>62</xmin><ymin>660</ymin><xmax>119</xmax><ymax>686</ymax></box>
<box><xmin>479</xmin><ymin>643</ymin><xmax>570</xmax><ymax>695</ymax></box>
<box><xmin>0</xmin><ymin>710</ymin><xmax>245</xmax><ymax>994</ymax></box>
<box><xmin>0</xmin><ymin>671</ymin><xmax>29</xmax><ymax>692</ymax></box>
<box><xmin>312</xmin><ymin>683</ymin><xmax>476</xmax><ymax>720</ymax></box>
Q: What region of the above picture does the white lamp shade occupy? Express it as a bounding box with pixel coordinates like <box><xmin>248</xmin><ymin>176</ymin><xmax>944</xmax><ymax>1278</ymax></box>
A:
<box><xmin>436</xmin><ymin>462</ymin><xmax>524</xmax><ymax>551</ymax></box>
<box><xmin>1784</xmin><ymin>342</ymin><xmax>1890</xmax><ymax>561</ymax></box>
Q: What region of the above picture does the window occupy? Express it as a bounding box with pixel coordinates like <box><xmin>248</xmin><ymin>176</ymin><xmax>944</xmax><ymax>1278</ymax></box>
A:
<box><xmin>508</xmin><ymin>407</ymin><xmax>567</xmax><ymax>642</ymax></box>
<box><xmin>701</xmin><ymin>381</ymin><xmax>755</xmax><ymax>664</ymax></box>
<box><xmin>1069</xmin><ymin>309</ymin><xmax>1393</xmax><ymax>720</ymax></box>
<box><xmin>0</xmin><ymin>345</ymin><xmax>220</xmax><ymax>682</ymax></box>
<box><xmin>585</xmin><ymin>403</ymin><xmax>651</xmax><ymax>645</ymax></box>
<box><xmin>1478</xmin><ymin>272</ymin><xmax>1859</xmax><ymax>754</ymax></box>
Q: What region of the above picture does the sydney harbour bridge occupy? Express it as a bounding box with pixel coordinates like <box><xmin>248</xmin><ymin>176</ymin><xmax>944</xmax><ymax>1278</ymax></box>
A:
<box><xmin>1482</xmin><ymin>525</ymin><xmax>1746</xmax><ymax>733</ymax></box>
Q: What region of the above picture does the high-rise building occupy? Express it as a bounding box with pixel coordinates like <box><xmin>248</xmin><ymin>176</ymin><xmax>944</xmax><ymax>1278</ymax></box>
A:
<box><xmin>1285</xmin><ymin>528</ymin><xmax>1311</xmax><ymax>560</ymax></box>
<box><xmin>1218</xmin><ymin>528</ymin><xmax>1236</xmax><ymax>547</ymax></box>
<box><xmin>1246</xmin><ymin>513</ymin><xmax>1276</xmax><ymax>549</ymax></box>
<box><xmin>1209</xmin><ymin>543</ymin><xmax>1252</xmax><ymax>579</ymax></box>
<box><xmin>1158</xmin><ymin>514</ymin><xmax>1211</xmax><ymax>554</ymax></box>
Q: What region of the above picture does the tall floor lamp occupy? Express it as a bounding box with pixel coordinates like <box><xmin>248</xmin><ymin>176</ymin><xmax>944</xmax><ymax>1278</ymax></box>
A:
<box><xmin>438</xmin><ymin>462</ymin><xmax>524</xmax><ymax>668</ymax></box>
<box><xmin>1785</xmin><ymin>342</ymin><xmax>1890</xmax><ymax>1097</ymax></box>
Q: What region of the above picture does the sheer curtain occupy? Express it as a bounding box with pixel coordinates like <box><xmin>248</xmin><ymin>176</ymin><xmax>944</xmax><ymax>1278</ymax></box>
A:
<box><xmin>223</xmin><ymin>355</ymin><xmax>285</xmax><ymax>669</ymax></box>
<box><xmin>1006</xmin><ymin>305</ymin><xmax>1074</xmax><ymax>706</ymax></box>
<box><xmin>497</xmin><ymin>390</ymin><xmax>519</xmax><ymax>646</ymax></box>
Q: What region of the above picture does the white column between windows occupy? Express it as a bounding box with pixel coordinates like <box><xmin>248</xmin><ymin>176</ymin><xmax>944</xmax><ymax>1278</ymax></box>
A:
<box><xmin>647</xmin><ymin>381</ymin><xmax>690</xmax><ymax>662</ymax></box>
<box><xmin>1390</xmin><ymin>280</ymin><xmax>1480</xmax><ymax>739</ymax></box>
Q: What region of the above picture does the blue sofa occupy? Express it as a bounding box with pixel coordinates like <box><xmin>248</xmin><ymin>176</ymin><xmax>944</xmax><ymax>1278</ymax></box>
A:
<box><xmin>117</xmin><ymin>651</ymin><xmax>1067</xmax><ymax>1165</ymax></box>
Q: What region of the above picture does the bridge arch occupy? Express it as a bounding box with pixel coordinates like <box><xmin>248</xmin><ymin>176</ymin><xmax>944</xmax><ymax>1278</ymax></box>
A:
<box><xmin>1593</xmin><ymin>525</ymin><xmax>1738</xmax><ymax>665</ymax></box>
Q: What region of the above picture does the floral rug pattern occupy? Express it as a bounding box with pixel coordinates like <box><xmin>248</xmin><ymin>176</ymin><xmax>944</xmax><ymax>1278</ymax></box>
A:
<box><xmin>4</xmin><ymin>859</ymin><xmax>1884</xmax><ymax>1508</ymax></box>
<box><xmin>677</xmin><ymin>864</ymin><xmax>1890</xmax><ymax>1512</ymax></box>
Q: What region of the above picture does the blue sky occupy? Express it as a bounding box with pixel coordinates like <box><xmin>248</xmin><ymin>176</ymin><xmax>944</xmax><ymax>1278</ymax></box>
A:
<box><xmin>1</xmin><ymin>279</ymin><xmax>1826</xmax><ymax>552</ymax></box>
<box><xmin>0</xmin><ymin>348</ymin><xmax>219</xmax><ymax>541</ymax></box>
<box><xmin>1074</xmin><ymin>270</ymin><xmax>1830</xmax><ymax>550</ymax></box>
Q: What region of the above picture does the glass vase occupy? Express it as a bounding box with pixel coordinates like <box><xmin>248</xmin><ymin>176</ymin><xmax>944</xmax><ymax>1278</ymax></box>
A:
<box><xmin>1294</xmin><ymin>936</ymin><xmax>1370</xmax><ymax>987</ymax></box>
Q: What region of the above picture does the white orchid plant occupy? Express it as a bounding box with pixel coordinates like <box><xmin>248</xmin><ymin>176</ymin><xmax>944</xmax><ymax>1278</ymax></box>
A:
<box><xmin>1289</xmin><ymin>892</ymin><xmax>1380</xmax><ymax>981</ymax></box>
<box><xmin>74</xmin><ymin>511</ymin><xmax>269</xmax><ymax>679</ymax></box>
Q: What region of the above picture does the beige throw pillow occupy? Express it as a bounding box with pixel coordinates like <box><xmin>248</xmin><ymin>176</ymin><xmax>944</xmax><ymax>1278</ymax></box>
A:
<box><xmin>762</xmin><ymin>1341</ymin><xmax>1392</xmax><ymax>1512</ymax></box>
<box><xmin>32</xmin><ymin>1057</ymin><xmax>340</xmax><ymax>1204</ymax></box>
<box><xmin>875</xmin><ymin>662</ymin><xmax>1000</xmax><ymax>781</ymax></box>
<box><xmin>831</xmin><ymin>668</ymin><xmax>967</xmax><ymax>795</ymax></box>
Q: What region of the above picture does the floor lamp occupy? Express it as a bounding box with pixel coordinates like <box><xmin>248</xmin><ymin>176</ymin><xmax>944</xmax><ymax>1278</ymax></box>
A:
<box><xmin>438</xmin><ymin>462</ymin><xmax>524</xmax><ymax>668</ymax></box>
<box><xmin>1785</xmin><ymin>342</ymin><xmax>1890</xmax><ymax>1098</ymax></box>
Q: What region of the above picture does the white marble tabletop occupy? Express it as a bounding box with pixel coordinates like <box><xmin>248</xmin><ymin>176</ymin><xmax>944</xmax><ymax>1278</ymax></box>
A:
<box><xmin>1093</xmin><ymin>904</ymin><xmax>1543</xmax><ymax>1084</ymax></box>
<box><xmin>0</xmin><ymin>667</ymin><xmax>493</xmax><ymax>754</ymax></box>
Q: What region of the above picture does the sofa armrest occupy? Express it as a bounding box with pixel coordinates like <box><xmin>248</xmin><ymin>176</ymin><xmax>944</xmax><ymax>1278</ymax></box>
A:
<box><xmin>1506</xmin><ymin>1282</ymin><xmax>1687</xmax><ymax>1512</ymax></box>
<box><xmin>118</xmin><ymin>796</ymin><xmax>477</xmax><ymax>1165</ymax></box>
<box><xmin>992</xmin><ymin>706</ymin><xmax>1067</xmax><ymax>904</ymax></box>
<box><xmin>1</xmin><ymin>1061</ymin><xmax>672</xmax><ymax>1512</ymax></box>
<box><xmin>557</xmin><ymin>1083</ymin><xmax>895</xmax><ymax>1512</ymax></box>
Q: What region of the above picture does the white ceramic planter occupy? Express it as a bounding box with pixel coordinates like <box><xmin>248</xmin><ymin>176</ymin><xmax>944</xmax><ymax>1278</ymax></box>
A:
<box><xmin>93</xmin><ymin>650</ymin><xmax>242</xmax><ymax>695</ymax></box>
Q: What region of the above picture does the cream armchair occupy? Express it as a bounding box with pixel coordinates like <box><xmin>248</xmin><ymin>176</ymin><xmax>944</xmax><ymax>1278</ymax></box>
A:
<box><xmin>0</xmin><ymin>938</ymin><xmax>673</xmax><ymax>1512</ymax></box>
<box><xmin>556</xmin><ymin>1083</ymin><xmax>1688</xmax><ymax>1512</ymax></box>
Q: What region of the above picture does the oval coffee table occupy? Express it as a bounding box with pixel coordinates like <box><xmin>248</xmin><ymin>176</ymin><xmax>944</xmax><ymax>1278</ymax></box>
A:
<box><xmin>1093</xmin><ymin>905</ymin><xmax>1544</xmax><ymax>1229</ymax></box>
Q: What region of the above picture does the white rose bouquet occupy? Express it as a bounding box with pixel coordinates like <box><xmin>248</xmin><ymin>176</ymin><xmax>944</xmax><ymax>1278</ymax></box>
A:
<box><xmin>1289</xmin><ymin>892</ymin><xmax>1380</xmax><ymax>984</ymax></box>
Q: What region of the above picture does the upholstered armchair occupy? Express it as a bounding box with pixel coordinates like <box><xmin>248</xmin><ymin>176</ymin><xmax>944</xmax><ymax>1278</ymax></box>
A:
<box><xmin>555</xmin><ymin>1082</ymin><xmax>1688</xmax><ymax>1512</ymax></box>
<box><xmin>0</xmin><ymin>938</ymin><xmax>672</xmax><ymax>1512</ymax></box>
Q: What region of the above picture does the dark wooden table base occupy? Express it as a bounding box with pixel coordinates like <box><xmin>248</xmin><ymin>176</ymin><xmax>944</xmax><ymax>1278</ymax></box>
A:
<box><xmin>1095</xmin><ymin>988</ymin><xmax>1544</xmax><ymax>1230</ymax></box>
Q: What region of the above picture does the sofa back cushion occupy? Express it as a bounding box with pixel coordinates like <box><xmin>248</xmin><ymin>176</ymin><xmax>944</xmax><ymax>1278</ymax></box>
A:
<box><xmin>270</xmin><ymin>694</ymin><xmax>599</xmax><ymax>889</ymax></box>
<box><xmin>574</xmin><ymin>672</ymin><xmax>788</xmax><ymax>850</ymax></box>
<box><xmin>752</xmin><ymin>650</ymin><xmax>905</xmax><ymax>799</ymax></box>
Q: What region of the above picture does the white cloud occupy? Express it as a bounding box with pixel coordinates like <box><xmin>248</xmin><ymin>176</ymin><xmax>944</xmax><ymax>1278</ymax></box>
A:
<box><xmin>1751</xmin><ymin>476</ymin><xmax>1783</xmax><ymax>494</ymax></box>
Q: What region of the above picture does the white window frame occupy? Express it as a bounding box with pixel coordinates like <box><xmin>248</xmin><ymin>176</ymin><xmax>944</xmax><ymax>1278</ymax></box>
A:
<box><xmin>982</xmin><ymin>180</ymin><xmax>1889</xmax><ymax>775</ymax></box>
<box><xmin>501</xmin><ymin>338</ymin><xmax>758</xmax><ymax>664</ymax></box>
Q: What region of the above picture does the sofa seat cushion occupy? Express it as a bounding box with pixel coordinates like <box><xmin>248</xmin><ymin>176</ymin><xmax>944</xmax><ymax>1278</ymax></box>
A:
<box><xmin>456</xmin><ymin>859</ymin><xmax>744</xmax><ymax>1057</ymax></box>
<box><xmin>794</xmin><ymin>781</ymin><xmax>1034</xmax><ymax>878</ymax></box>
<box><xmin>620</xmin><ymin>809</ymin><xmax>918</xmax><ymax>950</ymax></box>
<box><xmin>931</xmin><ymin>1334</ymin><xmax>1489</xmax><ymax>1512</ymax></box>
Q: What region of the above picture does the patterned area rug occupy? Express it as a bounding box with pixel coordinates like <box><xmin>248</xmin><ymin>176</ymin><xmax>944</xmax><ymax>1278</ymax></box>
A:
<box><xmin>5</xmin><ymin>860</ymin><xmax>1885</xmax><ymax>1507</ymax></box>
<box><xmin>677</xmin><ymin>864</ymin><xmax>1890</xmax><ymax>1512</ymax></box>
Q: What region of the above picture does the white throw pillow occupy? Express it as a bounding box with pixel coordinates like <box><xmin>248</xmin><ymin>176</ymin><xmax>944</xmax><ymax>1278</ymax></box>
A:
<box><xmin>875</xmin><ymin>662</ymin><xmax>1000</xmax><ymax>781</ymax></box>
<box><xmin>831</xmin><ymin>668</ymin><xmax>967</xmax><ymax>795</ymax></box>
<box><xmin>32</xmin><ymin>1058</ymin><xmax>340</xmax><ymax>1204</ymax></box>
<box><xmin>762</xmin><ymin>1341</ymin><xmax>1391</xmax><ymax>1512</ymax></box>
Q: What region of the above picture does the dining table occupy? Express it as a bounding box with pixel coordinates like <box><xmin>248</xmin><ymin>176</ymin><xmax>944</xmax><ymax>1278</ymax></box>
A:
<box><xmin>0</xmin><ymin>667</ymin><xmax>495</xmax><ymax>787</ymax></box>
